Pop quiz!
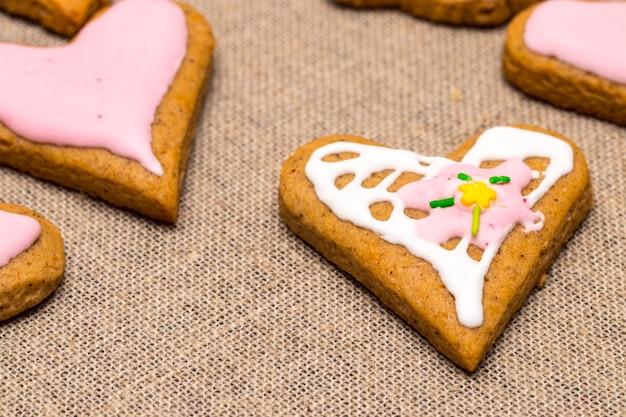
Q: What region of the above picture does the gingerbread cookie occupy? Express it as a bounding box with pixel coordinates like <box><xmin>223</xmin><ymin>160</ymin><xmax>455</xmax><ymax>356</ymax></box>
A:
<box><xmin>334</xmin><ymin>0</ymin><xmax>541</xmax><ymax>26</ymax></box>
<box><xmin>279</xmin><ymin>125</ymin><xmax>591</xmax><ymax>371</ymax></box>
<box><xmin>0</xmin><ymin>0</ymin><xmax>215</xmax><ymax>222</ymax></box>
<box><xmin>0</xmin><ymin>202</ymin><xmax>65</xmax><ymax>322</ymax></box>
<box><xmin>504</xmin><ymin>1</ymin><xmax>626</xmax><ymax>126</ymax></box>
<box><xmin>0</xmin><ymin>0</ymin><xmax>109</xmax><ymax>37</ymax></box>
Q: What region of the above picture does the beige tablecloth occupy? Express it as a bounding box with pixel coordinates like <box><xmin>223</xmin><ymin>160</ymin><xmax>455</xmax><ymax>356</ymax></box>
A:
<box><xmin>0</xmin><ymin>0</ymin><xmax>623</xmax><ymax>415</ymax></box>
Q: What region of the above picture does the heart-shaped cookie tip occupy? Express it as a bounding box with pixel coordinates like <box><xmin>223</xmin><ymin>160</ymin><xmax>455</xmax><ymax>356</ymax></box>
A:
<box><xmin>0</xmin><ymin>0</ymin><xmax>216</xmax><ymax>222</ymax></box>
<box><xmin>0</xmin><ymin>0</ymin><xmax>187</xmax><ymax>175</ymax></box>
<box><xmin>0</xmin><ymin>203</ymin><xmax>65</xmax><ymax>322</ymax></box>
<box><xmin>279</xmin><ymin>125</ymin><xmax>591</xmax><ymax>371</ymax></box>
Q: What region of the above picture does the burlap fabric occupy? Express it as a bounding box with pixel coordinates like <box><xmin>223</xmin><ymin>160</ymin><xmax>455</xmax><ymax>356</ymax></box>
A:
<box><xmin>0</xmin><ymin>1</ymin><xmax>623</xmax><ymax>415</ymax></box>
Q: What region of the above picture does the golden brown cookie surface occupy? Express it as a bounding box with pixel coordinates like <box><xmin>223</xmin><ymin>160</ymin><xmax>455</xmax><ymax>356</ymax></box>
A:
<box><xmin>0</xmin><ymin>202</ymin><xmax>65</xmax><ymax>322</ymax></box>
<box><xmin>279</xmin><ymin>125</ymin><xmax>591</xmax><ymax>371</ymax></box>
<box><xmin>334</xmin><ymin>0</ymin><xmax>541</xmax><ymax>26</ymax></box>
<box><xmin>0</xmin><ymin>1</ymin><xmax>216</xmax><ymax>222</ymax></box>
<box><xmin>0</xmin><ymin>0</ymin><xmax>109</xmax><ymax>36</ymax></box>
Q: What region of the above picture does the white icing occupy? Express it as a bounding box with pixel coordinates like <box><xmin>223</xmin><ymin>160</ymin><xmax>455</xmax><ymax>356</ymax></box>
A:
<box><xmin>305</xmin><ymin>126</ymin><xmax>574</xmax><ymax>327</ymax></box>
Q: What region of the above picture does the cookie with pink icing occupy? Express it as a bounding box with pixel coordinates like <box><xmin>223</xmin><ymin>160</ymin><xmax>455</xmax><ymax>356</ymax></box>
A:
<box><xmin>504</xmin><ymin>0</ymin><xmax>626</xmax><ymax>126</ymax></box>
<box><xmin>279</xmin><ymin>125</ymin><xmax>591</xmax><ymax>371</ymax></box>
<box><xmin>0</xmin><ymin>202</ymin><xmax>65</xmax><ymax>322</ymax></box>
<box><xmin>0</xmin><ymin>0</ymin><xmax>109</xmax><ymax>37</ymax></box>
<box><xmin>334</xmin><ymin>0</ymin><xmax>542</xmax><ymax>26</ymax></box>
<box><xmin>0</xmin><ymin>0</ymin><xmax>216</xmax><ymax>222</ymax></box>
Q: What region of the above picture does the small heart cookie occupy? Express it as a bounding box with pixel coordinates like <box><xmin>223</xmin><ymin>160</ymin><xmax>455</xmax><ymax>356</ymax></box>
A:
<box><xmin>334</xmin><ymin>0</ymin><xmax>541</xmax><ymax>26</ymax></box>
<box><xmin>0</xmin><ymin>202</ymin><xmax>65</xmax><ymax>322</ymax></box>
<box><xmin>504</xmin><ymin>1</ymin><xmax>626</xmax><ymax>126</ymax></box>
<box><xmin>279</xmin><ymin>125</ymin><xmax>591</xmax><ymax>371</ymax></box>
<box><xmin>0</xmin><ymin>0</ymin><xmax>216</xmax><ymax>222</ymax></box>
<box><xmin>0</xmin><ymin>0</ymin><xmax>109</xmax><ymax>37</ymax></box>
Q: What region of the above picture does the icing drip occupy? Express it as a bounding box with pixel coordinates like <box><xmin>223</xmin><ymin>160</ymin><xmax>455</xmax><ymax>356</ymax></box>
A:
<box><xmin>0</xmin><ymin>210</ymin><xmax>41</xmax><ymax>268</ymax></box>
<box><xmin>305</xmin><ymin>126</ymin><xmax>574</xmax><ymax>328</ymax></box>
<box><xmin>524</xmin><ymin>0</ymin><xmax>626</xmax><ymax>85</ymax></box>
<box><xmin>0</xmin><ymin>0</ymin><xmax>188</xmax><ymax>175</ymax></box>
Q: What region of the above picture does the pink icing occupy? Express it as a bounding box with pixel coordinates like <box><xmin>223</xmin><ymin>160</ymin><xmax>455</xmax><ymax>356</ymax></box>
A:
<box><xmin>524</xmin><ymin>0</ymin><xmax>626</xmax><ymax>85</ymax></box>
<box><xmin>0</xmin><ymin>0</ymin><xmax>188</xmax><ymax>175</ymax></box>
<box><xmin>397</xmin><ymin>159</ymin><xmax>543</xmax><ymax>250</ymax></box>
<box><xmin>0</xmin><ymin>210</ymin><xmax>42</xmax><ymax>268</ymax></box>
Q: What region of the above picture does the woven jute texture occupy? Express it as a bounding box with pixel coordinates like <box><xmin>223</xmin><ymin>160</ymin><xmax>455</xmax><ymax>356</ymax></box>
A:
<box><xmin>0</xmin><ymin>0</ymin><xmax>624</xmax><ymax>415</ymax></box>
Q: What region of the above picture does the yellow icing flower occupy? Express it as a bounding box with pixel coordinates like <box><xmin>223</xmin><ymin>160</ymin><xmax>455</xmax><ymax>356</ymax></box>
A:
<box><xmin>458</xmin><ymin>181</ymin><xmax>497</xmax><ymax>209</ymax></box>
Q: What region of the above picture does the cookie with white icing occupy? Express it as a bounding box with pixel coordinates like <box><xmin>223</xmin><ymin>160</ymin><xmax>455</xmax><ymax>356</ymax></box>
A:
<box><xmin>0</xmin><ymin>0</ymin><xmax>215</xmax><ymax>222</ymax></box>
<box><xmin>0</xmin><ymin>0</ymin><xmax>109</xmax><ymax>37</ymax></box>
<box><xmin>504</xmin><ymin>1</ymin><xmax>626</xmax><ymax>126</ymax></box>
<box><xmin>0</xmin><ymin>202</ymin><xmax>65</xmax><ymax>322</ymax></box>
<box><xmin>279</xmin><ymin>125</ymin><xmax>591</xmax><ymax>371</ymax></box>
<box><xmin>334</xmin><ymin>0</ymin><xmax>541</xmax><ymax>26</ymax></box>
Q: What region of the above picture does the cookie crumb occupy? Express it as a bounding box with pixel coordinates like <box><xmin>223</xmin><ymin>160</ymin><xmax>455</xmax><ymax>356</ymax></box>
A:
<box><xmin>450</xmin><ymin>87</ymin><xmax>463</xmax><ymax>101</ymax></box>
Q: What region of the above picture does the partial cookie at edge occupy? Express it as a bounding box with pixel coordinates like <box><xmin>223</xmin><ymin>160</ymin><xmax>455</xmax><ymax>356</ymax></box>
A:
<box><xmin>0</xmin><ymin>202</ymin><xmax>65</xmax><ymax>322</ymax></box>
<box><xmin>0</xmin><ymin>0</ymin><xmax>110</xmax><ymax>36</ymax></box>
<box><xmin>334</xmin><ymin>0</ymin><xmax>542</xmax><ymax>26</ymax></box>
<box><xmin>503</xmin><ymin>3</ymin><xmax>626</xmax><ymax>126</ymax></box>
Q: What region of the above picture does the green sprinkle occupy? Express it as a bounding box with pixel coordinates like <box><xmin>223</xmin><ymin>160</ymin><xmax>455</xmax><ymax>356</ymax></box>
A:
<box><xmin>429</xmin><ymin>197</ymin><xmax>455</xmax><ymax>209</ymax></box>
<box><xmin>471</xmin><ymin>205</ymin><xmax>481</xmax><ymax>236</ymax></box>
<box><xmin>489</xmin><ymin>175</ymin><xmax>511</xmax><ymax>184</ymax></box>
<box><xmin>458</xmin><ymin>173</ymin><xmax>472</xmax><ymax>181</ymax></box>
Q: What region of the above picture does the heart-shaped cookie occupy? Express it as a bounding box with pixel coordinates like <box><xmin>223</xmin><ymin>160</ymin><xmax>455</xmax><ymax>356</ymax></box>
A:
<box><xmin>0</xmin><ymin>0</ymin><xmax>216</xmax><ymax>222</ymax></box>
<box><xmin>334</xmin><ymin>0</ymin><xmax>542</xmax><ymax>26</ymax></box>
<box><xmin>0</xmin><ymin>202</ymin><xmax>65</xmax><ymax>322</ymax></box>
<box><xmin>504</xmin><ymin>1</ymin><xmax>626</xmax><ymax>126</ymax></box>
<box><xmin>279</xmin><ymin>125</ymin><xmax>591</xmax><ymax>371</ymax></box>
<box><xmin>0</xmin><ymin>0</ymin><xmax>109</xmax><ymax>36</ymax></box>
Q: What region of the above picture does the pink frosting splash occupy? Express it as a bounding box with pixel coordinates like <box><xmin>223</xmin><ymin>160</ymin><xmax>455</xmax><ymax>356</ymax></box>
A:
<box><xmin>397</xmin><ymin>159</ymin><xmax>543</xmax><ymax>250</ymax></box>
<box><xmin>0</xmin><ymin>0</ymin><xmax>188</xmax><ymax>175</ymax></box>
<box><xmin>0</xmin><ymin>210</ymin><xmax>41</xmax><ymax>268</ymax></box>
